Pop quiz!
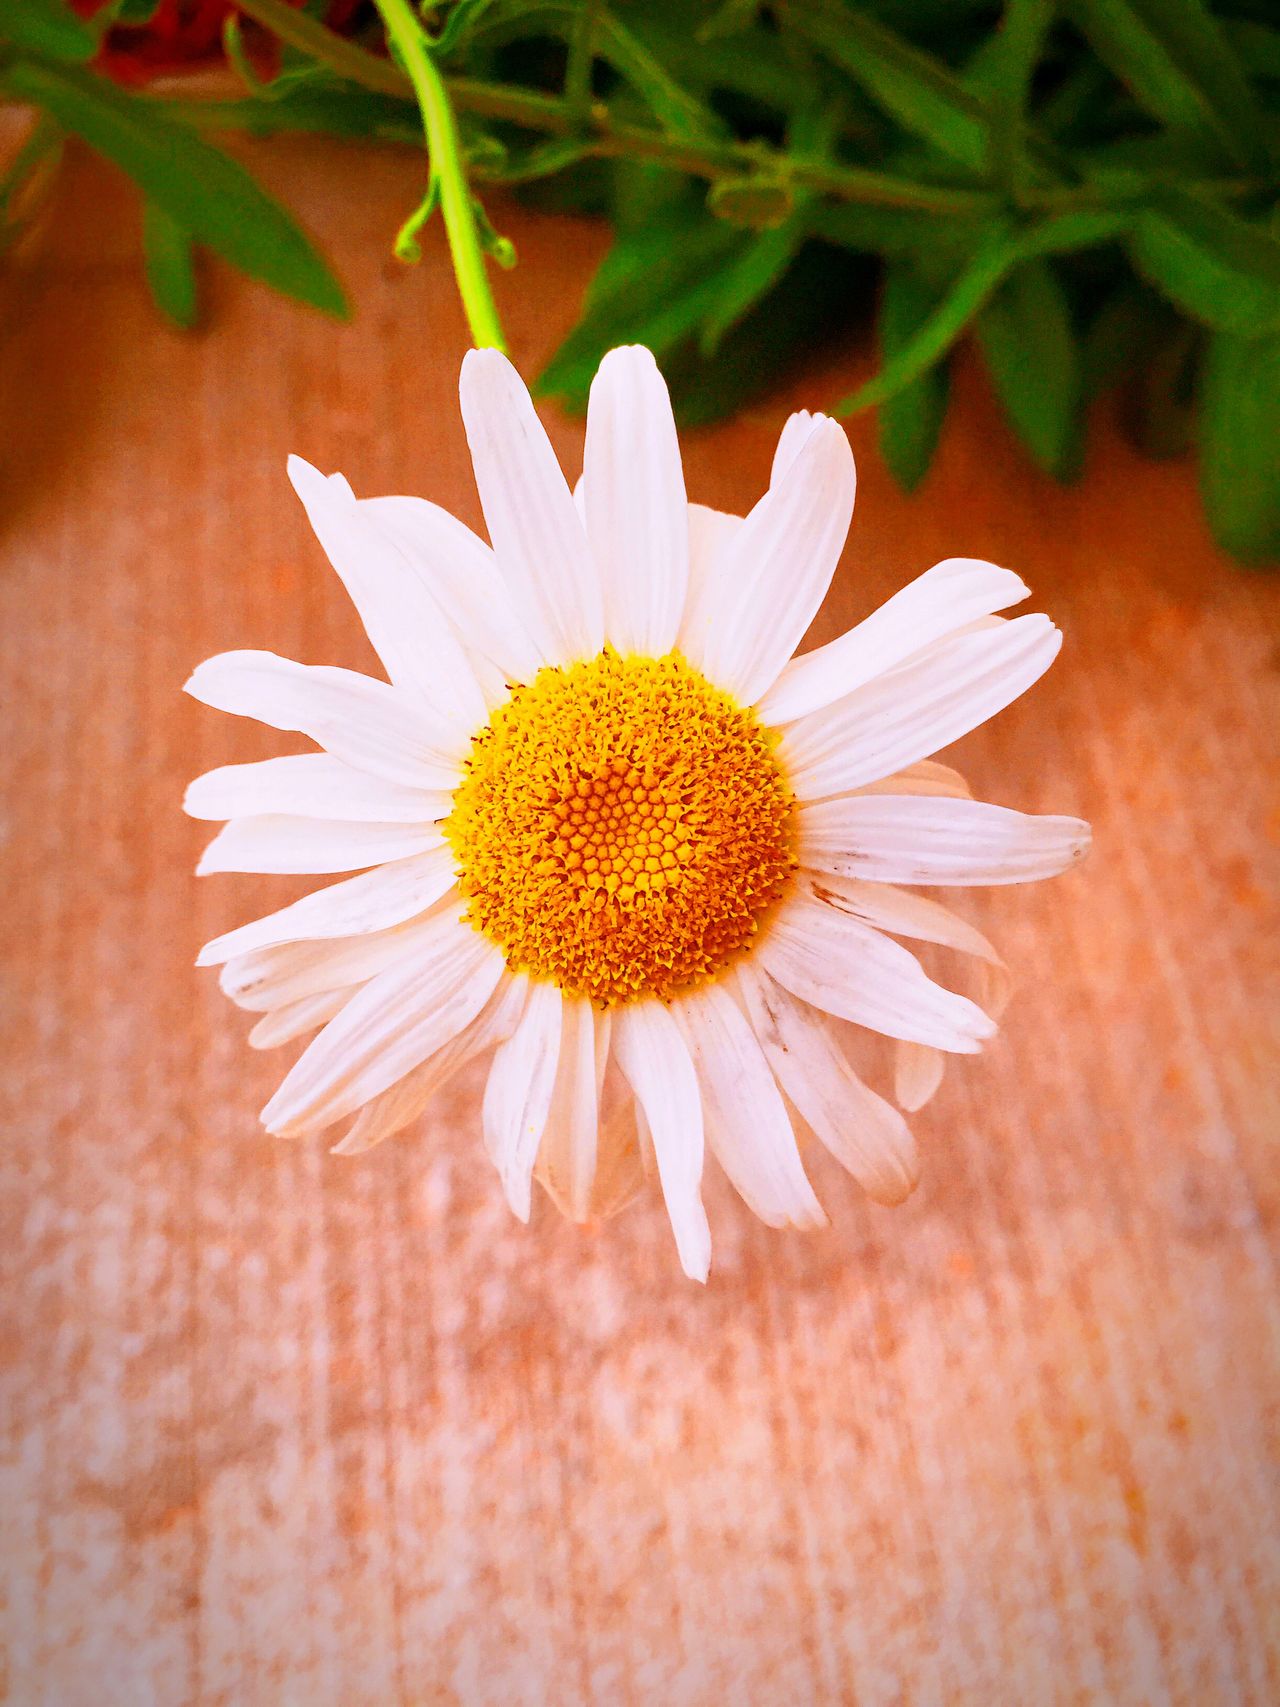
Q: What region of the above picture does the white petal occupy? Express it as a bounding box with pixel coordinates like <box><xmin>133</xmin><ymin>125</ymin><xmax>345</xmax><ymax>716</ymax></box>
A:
<box><xmin>738</xmin><ymin>966</ymin><xmax>919</xmax><ymax>1205</ymax></box>
<box><xmin>770</xmin><ymin>410</ymin><xmax>815</xmax><ymax>487</ymax></box>
<box><xmin>459</xmin><ymin>347</ymin><xmax>602</xmax><ymax>666</ymax></box>
<box><xmin>357</xmin><ymin>494</ymin><xmax>542</xmax><ymax>687</ymax></box>
<box><xmin>798</xmin><ymin>794</ymin><xmax>1092</xmax><ymax>885</ymax></box>
<box><xmin>681</xmin><ymin>416</ymin><xmax>855</xmax><ymax>706</ymax></box>
<box><xmin>467</xmin><ymin>652</ymin><xmax>514</xmax><ymax>711</ymax></box>
<box><xmin>583</xmin><ymin>346</ymin><xmax>688</xmax><ymax>656</ymax></box>
<box><xmin>533</xmin><ymin>997</ymin><xmax>603</xmax><ymax>1222</ymax></box>
<box><xmin>287</xmin><ymin>457</ymin><xmax>486</xmax><ymax>742</ymax></box>
<box><xmin>613</xmin><ymin>1001</ymin><xmax>711</xmax><ymax>1282</ymax></box>
<box><xmin>197</xmin><ymin>816</ymin><xmax>443</xmax><ymax>876</ymax></box>
<box><xmin>760</xmin><ymin>558</ymin><xmax>1030</xmax><ymax>725</ymax></box>
<box><xmin>197</xmin><ymin>846</ymin><xmax>459</xmax><ymax>966</ymax></box>
<box><xmin>852</xmin><ymin>759</ymin><xmax>971</xmax><ymax>800</ymax></box>
<box><xmin>261</xmin><ymin>911</ymin><xmax>504</xmax><ymax>1137</ymax></box>
<box><xmin>331</xmin><ymin>972</ymin><xmax>527</xmax><ymax>1154</ymax></box>
<box><xmin>780</xmin><ymin>614</ymin><xmax>1062</xmax><ymax>800</ymax></box>
<box><xmin>482</xmin><ymin>979</ymin><xmax>563</xmax><ymax>1221</ymax></box>
<box><xmin>221</xmin><ymin>909</ymin><xmax>452</xmax><ymax>1013</ymax></box>
<box><xmin>552</xmin><ymin>1086</ymin><xmax>646</xmax><ymax>1223</ymax></box>
<box><xmin>758</xmin><ymin>889</ymin><xmax>996</xmax><ymax>1053</ymax></box>
<box><xmin>248</xmin><ymin>988</ymin><xmax>349</xmax><ymax>1050</ymax></box>
<box><xmin>185</xmin><ymin>650</ymin><xmax>460</xmax><ymax>791</ymax></box>
<box><xmin>672</xmin><ymin>982</ymin><xmax>826</xmax><ymax>1231</ymax></box>
<box><xmin>895</xmin><ymin>1041</ymin><xmax>945</xmax><ymax>1112</ymax></box>
<box><xmin>682</xmin><ymin>503</ymin><xmax>740</xmax><ymax>644</ymax></box>
<box><xmin>793</xmin><ymin>870</ymin><xmax>1000</xmax><ymax>964</ymax></box>
<box><xmin>185</xmin><ymin>753</ymin><xmax>448</xmax><ymax>824</ymax></box>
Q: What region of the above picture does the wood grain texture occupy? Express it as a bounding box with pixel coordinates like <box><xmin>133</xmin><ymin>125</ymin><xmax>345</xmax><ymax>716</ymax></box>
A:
<box><xmin>1</xmin><ymin>138</ymin><xmax>1277</xmax><ymax>1707</ymax></box>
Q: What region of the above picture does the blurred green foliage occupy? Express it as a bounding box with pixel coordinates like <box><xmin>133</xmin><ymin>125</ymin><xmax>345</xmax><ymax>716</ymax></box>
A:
<box><xmin>2</xmin><ymin>0</ymin><xmax>1279</xmax><ymax>560</ymax></box>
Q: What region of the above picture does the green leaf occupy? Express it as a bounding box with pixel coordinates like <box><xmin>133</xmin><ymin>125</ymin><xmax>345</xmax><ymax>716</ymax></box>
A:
<box><xmin>476</xmin><ymin>4</ymin><xmax>721</xmax><ymax>142</ymax></box>
<box><xmin>1198</xmin><ymin>329</ymin><xmax>1280</xmax><ymax>562</ymax></box>
<box><xmin>963</xmin><ymin>0</ymin><xmax>1053</xmax><ymax>195</ymax></box>
<box><xmin>808</xmin><ymin>200</ymin><xmax>991</xmax><ymax>259</ymax></box>
<box><xmin>964</xmin><ymin>0</ymin><xmax>1054</xmax><ymax>105</ymax></box>
<box><xmin>1012</xmin><ymin>208</ymin><xmax>1133</xmax><ymax>257</ymax></box>
<box><xmin>876</xmin><ymin>263</ymin><xmax>951</xmax><ymax>489</ymax></box>
<box><xmin>538</xmin><ymin>212</ymin><xmax>741</xmax><ymax>406</ymax></box>
<box><xmin>1226</xmin><ymin>19</ymin><xmax>1280</xmax><ymax>83</ymax></box>
<box><xmin>1064</xmin><ymin>0</ymin><xmax>1268</xmax><ymax>171</ymax></box>
<box><xmin>3</xmin><ymin>60</ymin><xmax>348</xmax><ymax>318</ymax></box>
<box><xmin>976</xmin><ymin>258</ymin><xmax>1082</xmax><ymax>477</ymax></box>
<box><xmin>427</xmin><ymin>0</ymin><xmax>495</xmax><ymax>55</ymax></box>
<box><xmin>834</xmin><ymin>208</ymin><xmax>1128</xmax><ymax>418</ymax></box>
<box><xmin>1129</xmin><ymin>189</ymin><xmax>1280</xmax><ymax>336</ymax></box>
<box><xmin>108</xmin><ymin>0</ymin><xmax>164</xmax><ymax>22</ymax></box>
<box><xmin>142</xmin><ymin>200</ymin><xmax>199</xmax><ymax>328</ymax></box>
<box><xmin>593</xmin><ymin>11</ymin><xmax>726</xmax><ymax>142</ymax></box>
<box><xmin>793</xmin><ymin>0</ymin><xmax>991</xmax><ymax>170</ymax></box>
<box><xmin>699</xmin><ymin>217</ymin><xmax>805</xmax><ymax>354</ymax></box>
<box><xmin>663</xmin><ymin>244</ymin><xmax>874</xmax><ymax>427</ymax></box>
<box><xmin>633</xmin><ymin>11</ymin><xmax>823</xmax><ymax>113</ymax></box>
<box><xmin>0</xmin><ymin>0</ymin><xmax>96</xmax><ymax>63</ymax></box>
<box><xmin>176</xmin><ymin>85</ymin><xmax>419</xmax><ymax>145</ymax></box>
<box><xmin>836</xmin><ymin>221</ymin><xmax>1020</xmax><ymax>413</ymax></box>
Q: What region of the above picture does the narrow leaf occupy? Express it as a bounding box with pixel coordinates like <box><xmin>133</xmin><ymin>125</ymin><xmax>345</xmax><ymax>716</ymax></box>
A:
<box><xmin>538</xmin><ymin>214</ymin><xmax>740</xmax><ymax>405</ymax></box>
<box><xmin>1064</xmin><ymin>0</ymin><xmax>1267</xmax><ymax>171</ymax></box>
<box><xmin>976</xmin><ymin>258</ymin><xmax>1082</xmax><ymax>477</ymax></box>
<box><xmin>1129</xmin><ymin>189</ymin><xmax>1280</xmax><ymax>336</ymax></box>
<box><xmin>794</xmin><ymin>0</ymin><xmax>991</xmax><ymax>170</ymax></box>
<box><xmin>964</xmin><ymin>0</ymin><xmax>1053</xmax><ymax>195</ymax></box>
<box><xmin>1199</xmin><ymin>329</ymin><xmax>1280</xmax><ymax>563</ymax></box>
<box><xmin>809</xmin><ymin>200</ymin><xmax>991</xmax><ymax>259</ymax></box>
<box><xmin>142</xmin><ymin>200</ymin><xmax>199</xmax><ymax>328</ymax></box>
<box><xmin>699</xmin><ymin>217</ymin><xmax>804</xmax><ymax>355</ymax></box>
<box><xmin>836</xmin><ymin>223</ymin><xmax>1019</xmax><ymax>414</ymax></box>
<box><xmin>1226</xmin><ymin>19</ymin><xmax>1280</xmax><ymax>83</ymax></box>
<box><xmin>1113</xmin><ymin>0</ymin><xmax>1267</xmax><ymax>166</ymax></box>
<box><xmin>0</xmin><ymin>0</ymin><xmax>96</xmax><ymax>62</ymax></box>
<box><xmin>876</xmin><ymin>263</ymin><xmax>951</xmax><ymax>489</ymax></box>
<box><xmin>4</xmin><ymin>60</ymin><xmax>348</xmax><ymax>318</ymax></box>
<box><xmin>594</xmin><ymin>12</ymin><xmax>723</xmax><ymax>142</ymax></box>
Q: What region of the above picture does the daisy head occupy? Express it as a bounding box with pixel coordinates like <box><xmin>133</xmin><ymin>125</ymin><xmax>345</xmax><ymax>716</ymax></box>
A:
<box><xmin>184</xmin><ymin>345</ymin><xmax>1089</xmax><ymax>1282</ymax></box>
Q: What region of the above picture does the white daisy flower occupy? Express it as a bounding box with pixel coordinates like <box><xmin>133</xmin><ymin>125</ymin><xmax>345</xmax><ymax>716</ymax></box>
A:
<box><xmin>184</xmin><ymin>345</ymin><xmax>1089</xmax><ymax>1282</ymax></box>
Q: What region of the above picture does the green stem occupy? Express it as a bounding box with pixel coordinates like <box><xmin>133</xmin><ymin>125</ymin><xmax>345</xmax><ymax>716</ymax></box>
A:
<box><xmin>563</xmin><ymin>0</ymin><xmax>597</xmax><ymax>119</ymax></box>
<box><xmin>231</xmin><ymin>0</ymin><xmax>993</xmax><ymax>214</ymax></box>
<box><xmin>371</xmin><ymin>0</ymin><xmax>505</xmax><ymax>350</ymax></box>
<box><xmin>236</xmin><ymin>0</ymin><xmax>406</xmax><ymax>94</ymax></box>
<box><xmin>200</xmin><ymin>0</ymin><xmax>1277</xmax><ymax>217</ymax></box>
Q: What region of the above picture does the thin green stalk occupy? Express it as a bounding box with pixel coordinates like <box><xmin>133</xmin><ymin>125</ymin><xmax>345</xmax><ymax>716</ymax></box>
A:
<box><xmin>203</xmin><ymin>0</ymin><xmax>1277</xmax><ymax>217</ymax></box>
<box><xmin>563</xmin><ymin>0</ymin><xmax>597</xmax><ymax>120</ymax></box>
<box><xmin>236</xmin><ymin>0</ymin><xmax>407</xmax><ymax>96</ymax></box>
<box><xmin>231</xmin><ymin>0</ymin><xmax>992</xmax><ymax>214</ymax></box>
<box><xmin>372</xmin><ymin>0</ymin><xmax>505</xmax><ymax>350</ymax></box>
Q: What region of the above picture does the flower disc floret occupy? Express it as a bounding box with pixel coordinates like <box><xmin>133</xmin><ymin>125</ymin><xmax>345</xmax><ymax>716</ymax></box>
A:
<box><xmin>445</xmin><ymin>651</ymin><xmax>797</xmax><ymax>1004</ymax></box>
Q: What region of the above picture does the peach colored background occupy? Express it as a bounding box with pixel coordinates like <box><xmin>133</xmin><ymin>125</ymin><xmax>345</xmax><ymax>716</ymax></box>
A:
<box><xmin>2</xmin><ymin>139</ymin><xmax>1277</xmax><ymax>1706</ymax></box>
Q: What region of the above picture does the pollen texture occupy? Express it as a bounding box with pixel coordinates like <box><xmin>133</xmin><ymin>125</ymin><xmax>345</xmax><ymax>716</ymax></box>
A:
<box><xmin>444</xmin><ymin>651</ymin><xmax>796</xmax><ymax>1005</ymax></box>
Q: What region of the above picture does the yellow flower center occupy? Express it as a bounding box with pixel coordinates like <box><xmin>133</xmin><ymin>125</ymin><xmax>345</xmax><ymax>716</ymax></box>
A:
<box><xmin>444</xmin><ymin>650</ymin><xmax>796</xmax><ymax>1006</ymax></box>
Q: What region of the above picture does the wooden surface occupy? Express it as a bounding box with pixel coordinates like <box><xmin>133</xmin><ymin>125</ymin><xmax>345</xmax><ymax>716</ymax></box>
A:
<box><xmin>2</xmin><ymin>137</ymin><xmax>1278</xmax><ymax>1707</ymax></box>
